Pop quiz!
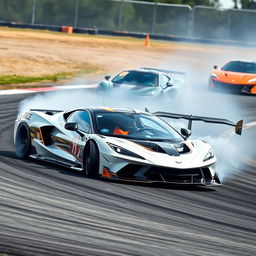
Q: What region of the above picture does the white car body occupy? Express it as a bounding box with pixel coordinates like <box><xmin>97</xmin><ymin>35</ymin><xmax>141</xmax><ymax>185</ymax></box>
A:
<box><xmin>14</xmin><ymin>107</ymin><xmax>242</xmax><ymax>185</ymax></box>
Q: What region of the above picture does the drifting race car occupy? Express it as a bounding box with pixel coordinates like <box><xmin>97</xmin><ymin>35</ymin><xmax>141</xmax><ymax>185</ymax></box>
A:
<box><xmin>14</xmin><ymin>107</ymin><xmax>243</xmax><ymax>185</ymax></box>
<box><xmin>97</xmin><ymin>68</ymin><xmax>185</xmax><ymax>101</ymax></box>
<box><xmin>209</xmin><ymin>60</ymin><xmax>256</xmax><ymax>94</ymax></box>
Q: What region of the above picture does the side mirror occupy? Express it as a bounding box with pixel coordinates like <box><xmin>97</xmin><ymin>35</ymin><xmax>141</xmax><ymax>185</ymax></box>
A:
<box><xmin>105</xmin><ymin>75</ymin><xmax>111</xmax><ymax>81</ymax></box>
<box><xmin>167</xmin><ymin>81</ymin><xmax>173</xmax><ymax>87</ymax></box>
<box><xmin>65</xmin><ymin>122</ymin><xmax>78</xmax><ymax>131</ymax></box>
<box><xmin>181</xmin><ymin>128</ymin><xmax>191</xmax><ymax>139</ymax></box>
<box><xmin>213</xmin><ymin>65</ymin><xmax>218</xmax><ymax>69</ymax></box>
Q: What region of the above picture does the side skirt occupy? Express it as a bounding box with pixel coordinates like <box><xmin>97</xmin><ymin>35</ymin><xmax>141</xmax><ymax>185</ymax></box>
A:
<box><xmin>29</xmin><ymin>154</ymin><xmax>83</xmax><ymax>171</ymax></box>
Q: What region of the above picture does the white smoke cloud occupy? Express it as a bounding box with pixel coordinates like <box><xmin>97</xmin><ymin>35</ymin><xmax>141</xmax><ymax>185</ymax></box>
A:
<box><xmin>18</xmin><ymin>43</ymin><xmax>254</xmax><ymax>183</ymax></box>
<box><xmin>153</xmin><ymin>44</ymin><xmax>253</xmax><ymax>182</ymax></box>
<box><xmin>197</xmin><ymin>136</ymin><xmax>242</xmax><ymax>181</ymax></box>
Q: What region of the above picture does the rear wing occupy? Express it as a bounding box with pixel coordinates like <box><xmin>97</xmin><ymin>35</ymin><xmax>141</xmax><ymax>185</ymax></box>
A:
<box><xmin>140</xmin><ymin>67</ymin><xmax>186</xmax><ymax>77</ymax></box>
<box><xmin>154</xmin><ymin>111</ymin><xmax>243</xmax><ymax>135</ymax></box>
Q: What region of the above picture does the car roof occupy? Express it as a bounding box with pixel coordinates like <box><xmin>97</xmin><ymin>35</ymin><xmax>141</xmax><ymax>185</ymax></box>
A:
<box><xmin>63</xmin><ymin>107</ymin><xmax>152</xmax><ymax>119</ymax></box>
<box><xmin>225</xmin><ymin>60</ymin><xmax>256</xmax><ymax>64</ymax></box>
<box><xmin>119</xmin><ymin>68</ymin><xmax>164</xmax><ymax>75</ymax></box>
<box><xmin>89</xmin><ymin>107</ymin><xmax>151</xmax><ymax>115</ymax></box>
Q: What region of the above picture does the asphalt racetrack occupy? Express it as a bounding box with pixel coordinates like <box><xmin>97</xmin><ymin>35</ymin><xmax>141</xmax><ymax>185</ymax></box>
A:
<box><xmin>0</xmin><ymin>89</ymin><xmax>255</xmax><ymax>256</ymax></box>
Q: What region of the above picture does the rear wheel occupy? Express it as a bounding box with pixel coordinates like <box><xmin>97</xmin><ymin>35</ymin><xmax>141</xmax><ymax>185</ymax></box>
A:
<box><xmin>83</xmin><ymin>140</ymin><xmax>99</xmax><ymax>178</ymax></box>
<box><xmin>15</xmin><ymin>123</ymin><xmax>31</xmax><ymax>159</ymax></box>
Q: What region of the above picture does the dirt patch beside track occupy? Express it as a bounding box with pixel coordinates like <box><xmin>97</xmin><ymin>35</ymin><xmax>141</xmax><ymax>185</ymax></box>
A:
<box><xmin>1</xmin><ymin>28</ymin><xmax>256</xmax><ymax>87</ymax></box>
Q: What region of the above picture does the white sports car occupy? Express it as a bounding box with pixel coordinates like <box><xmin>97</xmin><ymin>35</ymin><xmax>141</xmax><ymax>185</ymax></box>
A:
<box><xmin>14</xmin><ymin>107</ymin><xmax>243</xmax><ymax>185</ymax></box>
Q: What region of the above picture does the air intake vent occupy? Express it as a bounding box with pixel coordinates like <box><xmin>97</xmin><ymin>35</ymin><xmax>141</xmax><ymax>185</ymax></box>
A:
<box><xmin>175</xmin><ymin>143</ymin><xmax>190</xmax><ymax>154</ymax></box>
<box><xmin>131</xmin><ymin>141</ymin><xmax>166</xmax><ymax>153</ymax></box>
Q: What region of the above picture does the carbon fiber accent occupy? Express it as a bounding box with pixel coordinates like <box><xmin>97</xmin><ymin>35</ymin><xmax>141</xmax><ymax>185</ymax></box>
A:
<box><xmin>117</xmin><ymin>165</ymin><xmax>142</xmax><ymax>179</ymax></box>
<box><xmin>117</xmin><ymin>164</ymin><xmax>213</xmax><ymax>184</ymax></box>
<box><xmin>145</xmin><ymin>167</ymin><xmax>202</xmax><ymax>183</ymax></box>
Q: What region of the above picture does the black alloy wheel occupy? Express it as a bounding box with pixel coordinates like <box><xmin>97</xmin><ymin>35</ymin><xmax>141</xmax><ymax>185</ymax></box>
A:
<box><xmin>15</xmin><ymin>123</ymin><xmax>31</xmax><ymax>159</ymax></box>
<box><xmin>83</xmin><ymin>140</ymin><xmax>99</xmax><ymax>178</ymax></box>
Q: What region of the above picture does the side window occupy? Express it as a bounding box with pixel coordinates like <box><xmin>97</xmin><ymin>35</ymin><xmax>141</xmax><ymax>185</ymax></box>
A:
<box><xmin>68</xmin><ymin>111</ymin><xmax>91</xmax><ymax>133</ymax></box>
<box><xmin>159</xmin><ymin>75</ymin><xmax>170</xmax><ymax>88</ymax></box>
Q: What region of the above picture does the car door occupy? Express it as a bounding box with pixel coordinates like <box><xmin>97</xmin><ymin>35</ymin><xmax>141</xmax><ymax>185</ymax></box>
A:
<box><xmin>65</xmin><ymin>110</ymin><xmax>92</xmax><ymax>161</ymax></box>
<box><xmin>51</xmin><ymin>110</ymin><xmax>92</xmax><ymax>165</ymax></box>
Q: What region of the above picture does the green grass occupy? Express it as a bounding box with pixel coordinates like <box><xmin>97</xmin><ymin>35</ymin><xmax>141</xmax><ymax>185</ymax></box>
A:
<box><xmin>0</xmin><ymin>67</ymin><xmax>101</xmax><ymax>86</ymax></box>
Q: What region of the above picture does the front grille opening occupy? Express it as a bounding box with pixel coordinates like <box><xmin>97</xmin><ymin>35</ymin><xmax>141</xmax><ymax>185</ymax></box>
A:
<box><xmin>212</xmin><ymin>80</ymin><xmax>246</xmax><ymax>91</ymax></box>
<box><xmin>145</xmin><ymin>167</ymin><xmax>203</xmax><ymax>183</ymax></box>
<box><xmin>202</xmin><ymin>167</ymin><xmax>212</xmax><ymax>182</ymax></box>
<box><xmin>175</xmin><ymin>143</ymin><xmax>191</xmax><ymax>154</ymax></box>
<box><xmin>117</xmin><ymin>164</ymin><xmax>213</xmax><ymax>184</ymax></box>
<box><xmin>117</xmin><ymin>164</ymin><xmax>142</xmax><ymax>179</ymax></box>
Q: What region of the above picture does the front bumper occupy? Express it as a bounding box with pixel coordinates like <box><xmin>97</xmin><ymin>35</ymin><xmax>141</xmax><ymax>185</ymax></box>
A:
<box><xmin>209</xmin><ymin>79</ymin><xmax>256</xmax><ymax>94</ymax></box>
<box><xmin>101</xmin><ymin>164</ymin><xmax>222</xmax><ymax>186</ymax></box>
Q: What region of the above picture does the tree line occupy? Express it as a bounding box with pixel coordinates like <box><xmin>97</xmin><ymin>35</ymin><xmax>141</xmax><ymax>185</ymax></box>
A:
<box><xmin>0</xmin><ymin>0</ymin><xmax>255</xmax><ymax>42</ymax></box>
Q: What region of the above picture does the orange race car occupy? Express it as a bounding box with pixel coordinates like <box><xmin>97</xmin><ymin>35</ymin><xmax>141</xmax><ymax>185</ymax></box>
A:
<box><xmin>209</xmin><ymin>61</ymin><xmax>256</xmax><ymax>94</ymax></box>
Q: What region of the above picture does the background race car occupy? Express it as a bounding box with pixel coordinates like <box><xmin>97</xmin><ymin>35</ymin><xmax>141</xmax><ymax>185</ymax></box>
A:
<box><xmin>97</xmin><ymin>67</ymin><xmax>186</xmax><ymax>102</ymax></box>
<box><xmin>209</xmin><ymin>61</ymin><xmax>256</xmax><ymax>94</ymax></box>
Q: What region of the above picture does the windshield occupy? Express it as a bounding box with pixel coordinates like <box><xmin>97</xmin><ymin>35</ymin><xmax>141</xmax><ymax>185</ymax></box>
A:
<box><xmin>94</xmin><ymin>112</ymin><xmax>183</xmax><ymax>142</ymax></box>
<box><xmin>112</xmin><ymin>71</ymin><xmax>158</xmax><ymax>87</ymax></box>
<box><xmin>221</xmin><ymin>61</ymin><xmax>256</xmax><ymax>74</ymax></box>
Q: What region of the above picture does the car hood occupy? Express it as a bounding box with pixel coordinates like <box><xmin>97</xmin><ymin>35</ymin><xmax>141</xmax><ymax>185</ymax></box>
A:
<box><xmin>98</xmin><ymin>81</ymin><xmax>162</xmax><ymax>96</ymax></box>
<box><xmin>113</xmin><ymin>83</ymin><xmax>161</xmax><ymax>96</ymax></box>
<box><xmin>103</xmin><ymin>136</ymin><xmax>215</xmax><ymax>169</ymax></box>
<box><xmin>212</xmin><ymin>70</ymin><xmax>256</xmax><ymax>84</ymax></box>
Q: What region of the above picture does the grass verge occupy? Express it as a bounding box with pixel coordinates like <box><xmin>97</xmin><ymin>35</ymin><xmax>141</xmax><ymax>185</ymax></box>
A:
<box><xmin>0</xmin><ymin>64</ymin><xmax>102</xmax><ymax>89</ymax></box>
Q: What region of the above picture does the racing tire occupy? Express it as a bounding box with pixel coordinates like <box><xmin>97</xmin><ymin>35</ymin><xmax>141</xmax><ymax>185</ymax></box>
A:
<box><xmin>15</xmin><ymin>123</ymin><xmax>31</xmax><ymax>159</ymax></box>
<box><xmin>83</xmin><ymin>140</ymin><xmax>99</xmax><ymax>178</ymax></box>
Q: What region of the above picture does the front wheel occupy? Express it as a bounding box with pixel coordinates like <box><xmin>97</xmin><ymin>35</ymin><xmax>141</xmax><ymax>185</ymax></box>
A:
<box><xmin>15</xmin><ymin>123</ymin><xmax>31</xmax><ymax>159</ymax></box>
<box><xmin>83</xmin><ymin>140</ymin><xmax>99</xmax><ymax>178</ymax></box>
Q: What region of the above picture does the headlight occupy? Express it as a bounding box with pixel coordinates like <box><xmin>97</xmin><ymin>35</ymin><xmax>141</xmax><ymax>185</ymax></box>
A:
<box><xmin>203</xmin><ymin>148</ymin><xmax>215</xmax><ymax>162</ymax></box>
<box><xmin>211</xmin><ymin>73</ymin><xmax>218</xmax><ymax>79</ymax></box>
<box><xmin>144</xmin><ymin>90</ymin><xmax>156</xmax><ymax>96</ymax></box>
<box><xmin>107</xmin><ymin>143</ymin><xmax>145</xmax><ymax>159</ymax></box>
<box><xmin>248</xmin><ymin>78</ymin><xmax>256</xmax><ymax>83</ymax></box>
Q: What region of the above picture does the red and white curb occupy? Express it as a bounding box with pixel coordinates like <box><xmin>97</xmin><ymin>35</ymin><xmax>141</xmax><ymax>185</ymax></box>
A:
<box><xmin>0</xmin><ymin>83</ymin><xmax>97</xmax><ymax>95</ymax></box>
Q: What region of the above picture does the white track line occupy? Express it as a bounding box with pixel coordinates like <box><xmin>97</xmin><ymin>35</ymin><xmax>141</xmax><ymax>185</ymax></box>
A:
<box><xmin>54</xmin><ymin>84</ymin><xmax>97</xmax><ymax>89</ymax></box>
<box><xmin>0</xmin><ymin>84</ymin><xmax>97</xmax><ymax>96</ymax></box>
<box><xmin>0</xmin><ymin>89</ymin><xmax>34</xmax><ymax>95</ymax></box>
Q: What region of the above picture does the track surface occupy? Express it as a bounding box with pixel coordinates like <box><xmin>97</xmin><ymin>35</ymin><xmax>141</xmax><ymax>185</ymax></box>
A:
<box><xmin>0</xmin><ymin>91</ymin><xmax>255</xmax><ymax>256</ymax></box>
